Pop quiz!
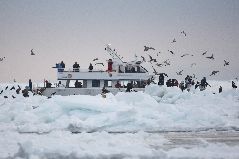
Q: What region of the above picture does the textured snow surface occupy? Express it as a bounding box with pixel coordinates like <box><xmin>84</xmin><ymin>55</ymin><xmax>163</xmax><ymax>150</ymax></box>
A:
<box><xmin>0</xmin><ymin>81</ymin><xmax>239</xmax><ymax>158</ymax></box>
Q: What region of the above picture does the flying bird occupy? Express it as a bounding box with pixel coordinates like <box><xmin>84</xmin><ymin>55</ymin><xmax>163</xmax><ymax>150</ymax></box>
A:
<box><xmin>168</xmin><ymin>50</ymin><xmax>175</xmax><ymax>55</ymax></box>
<box><xmin>93</xmin><ymin>58</ymin><xmax>99</xmax><ymax>61</ymax></box>
<box><xmin>51</xmin><ymin>92</ymin><xmax>57</xmax><ymax>96</ymax></box>
<box><xmin>95</xmin><ymin>63</ymin><xmax>104</xmax><ymax>66</ymax></box>
<box><xmin>191</xmin><ymin>63</ymin><xmax>196</xmax><ymax>67</ymax></box>
<box><xmin>157</xmin><ymin>52</ymin><xmax>161</xmax><ymax>56</ymax></box>
<box><xmin>163</xmin><ymin>59</ymin><xmax>170</xmax><ymax>66</ymax></box>
<box><xmin>176</xmin><ymin>70</ymin><xmax>183</xmax><ymax>75</ymax></box>
<box><xmin>171</xmin><ymin>38</ymin><xmax>176</xmax><ymax>43</ymax></box>
<box><xmin>141</xmin><ymin>56</ymin><xmax>146</xmax><ymax>62</ymax></box>
<box><xmin>32</xmin><ymin>106</ymin><xmax>39</xmax><ymax>109</ymax></box>
<box><xmin>148</xmin><ymin>55</ymin><xmax>157</xmax><ymax>63</ymax></box>
<box><xmin>10</xmin><ymin>86</ymin><xmax>15</xmax><ymax>90</ymax></box>
<box><xmin>156</xmin><ymin>63</ymin><xmax>163</xmax><ymax>67</ymax></box>
<box><xmin>31</xmin><ymin>49</ymin><xmax>35</xmax><ymax>55</ymax></box>
<box><xmin>206</xmin><ymin>54</ymin><xmax>214</xmax><ymax>60</ymax></box>
<box><xmin>210</xmin><ymin>71</ymin><xmax>219</xmax><ymax>76</ymax></box>
<box><xmin>202</xmin><ymin>51</ymin><xmax>207</xmax><ymax>55</ymax></box>
<box><xmin>181</xmin><ymin>53</ymin><xmax>189</xmax><ymax>57</ymax></box>
<box><xmin>181</xmin><ymin>31</ymin><xmax>186</xmax><ymax>36</ymax></box>
<box><xmin>151</xmin><ymin>66</ymin><xmax>159</xmax><ymax>75</ymax></box>
<box><xmin>5</xmin><ymin>86</ymin><xmax>8</xmax><ymax>90</ymax></box>
<box><xmin>0</xmin><ymin>90</ymin><xmax>3</xmax><ymax>94</ymax></box>
<box><xmin>144</xmin><ymin>46</ymin><xmax>155</xmax><ymax>51</ymax></box>
<box><xmin>0</xmin><ymin>57</ymin><xmax>6</xmax><ymax>61</ymax></box>
<box><xmin>4</xmin><ymin>96</ymin><xmax>8</xmax><ymax>98</ymax></box>
<box><xmin>12</xmin><ymin>95</ymin><xmax>16</xmax><ymax>99</ymax></box>
<box><xmin>224</xmin><ymin>60</ymin><xmax>229</xmax><ymax>66</ymax></box>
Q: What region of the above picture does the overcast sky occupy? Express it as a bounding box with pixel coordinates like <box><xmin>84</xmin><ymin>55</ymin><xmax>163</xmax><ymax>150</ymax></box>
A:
<box><xmin>0</xmin><ymin>0</ymin><xmax>239</xmax><ymax>83</ymax></box>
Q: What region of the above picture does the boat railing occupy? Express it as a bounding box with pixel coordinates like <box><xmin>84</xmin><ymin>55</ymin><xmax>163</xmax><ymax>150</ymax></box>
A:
<box><xmin>56</xmin><ymin>68</ymin><xmax>105</xmax><ymax>73</ymax></box>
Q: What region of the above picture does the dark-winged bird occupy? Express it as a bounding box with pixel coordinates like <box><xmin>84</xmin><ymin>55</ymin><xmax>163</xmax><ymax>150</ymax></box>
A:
<box><xmin>202</xmin><ymin>51</ymin><xmax>207</xmax><ymax>55</ymax></box>
<box><xmin>141</xmin><ymin>56</ymin><xmax>146</xmax><ymax>62</ymax></box>
<box><xmin>148</xmin><ymin>55</ymin><xmax>157</xmax><ymax>63</ymax></box>
<box><xmin>12</xmin><ymin>95</ymin><xmax>16</xmax><ymax>99</ymax></box>
<box><xmin>10</xmin><ymin>86</ymin><xmax>15</xmax><ymax>90</ymax></box>
<box><xmin>206</xmin><ymin>54</ymin><xmax>214</xmax><ymax>60</ymax></box>
<box><xmin>176</xmin><ymin>70</ymin><xmax>183</xmax><ymax>75</ymax></box>
<box><xmin>171</xmin><ymin>38</ymin><xmax>176</xmax><ymax>43</ymax></box>
<box><xmin>5</xmin><ymin>86</ymin><xmax>8</xmax><ymax>90</ymax></box>
<box><xmin>181</xmin><ymin>53</ymin><xmax>189</xmax><ymax>57</ymax></box>
<box><xmin>224</xmin><ymin>60</ymin><xmax>229</xmax><ymax>66</ymax></box>
<box><xmin>144</xmin><ymin>46</ymin><xmax>155</xmax><ymax>51</ymax></box>
<box><xmin>181</xmin><ymin>31</ymin><xmax>186</xmax><ymax>36</ymax></box>
<box><xmin>93</xmin><ymin>58</ymin><xmax>99</xmax><ymax>61</ymax></box>
<box><xmin>168</xmin><ymin>50</ymin><xmax>175</xmax><ymax>55</ymax></box>
<box><xmin>210</xmin><ymin>71</ymin><xmax>219</xmax><ymax>76</ymax></box>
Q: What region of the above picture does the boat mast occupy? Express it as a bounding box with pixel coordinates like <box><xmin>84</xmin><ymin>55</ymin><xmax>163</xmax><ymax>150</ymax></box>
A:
<box><xmin>105</xmin><ymin>44</ymin><xmax>124</xmax><ymax>64</ymax></box>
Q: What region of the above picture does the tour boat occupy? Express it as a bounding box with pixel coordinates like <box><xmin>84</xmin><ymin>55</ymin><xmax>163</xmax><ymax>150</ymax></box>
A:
<box><xmin>41</xmin><ymin>44</ymin><xmax>153</xmax><ymax>96</ymax></box>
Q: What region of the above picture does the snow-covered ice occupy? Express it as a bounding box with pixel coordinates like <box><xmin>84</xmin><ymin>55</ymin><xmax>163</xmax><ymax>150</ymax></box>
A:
<box><xmin>0</xmin><ymin>81</ymin><xmax>239</xmax><ymax>158</ymax></box>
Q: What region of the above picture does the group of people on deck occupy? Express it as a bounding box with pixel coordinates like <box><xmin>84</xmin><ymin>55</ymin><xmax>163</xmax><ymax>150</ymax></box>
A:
<box><xmin>55</xmin><ymin>61</ymin><xmax>94</xmax><ymax>72</ymax></box>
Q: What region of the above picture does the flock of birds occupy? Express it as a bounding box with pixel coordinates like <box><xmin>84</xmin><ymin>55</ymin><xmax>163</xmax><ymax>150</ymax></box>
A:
<box><xmin>134</xmin><ymin>30</ymin><xmax>234</xmax><ymax>80</ymax></box>
<box><xmin>0</xmin><ymin>85</ymin><xmax>21</xmax><ymax>99</ymax></box>
<box><xmin>0</xmin><ymin>31</ymin><xmax>236</xmax><ymax>82</ymax></box>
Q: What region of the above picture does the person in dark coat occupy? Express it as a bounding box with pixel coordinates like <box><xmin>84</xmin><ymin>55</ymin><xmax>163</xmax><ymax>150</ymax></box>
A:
<box><xmin>73</xmin><ymin>62</ymin><xmax>80</xmax><ymax>72</ymax></box>
<box><xmin>60</xmin><ymin>61</ymin><xmax>65</xmax><ymax>69</ymax></box>
<box><xmin>29</xmin><ymin>79</ymin><xmax>32</xmax><ymax>91</ymax></box>
<box><xmin>88</xmin><ymin>63</ymin><xmax>93</xmax><ymax>72</ymax></box>
<box><xmin>126</xmin><ymin>81</ymin><xmax>133</xmax><ymax>92</ymax></box>
<box><xmin>232</xmin><ymin>81</ymin><xmax>237</xmax><ymax>88</ymax></box>
<box><xmin>219</xmin><ymin>86</ymin><xmax>222</xmax><ymax>93</ymax></box>
<box><xmin>22</xmin><ymin>89</ymin><xmax>29</xmax><ymax>97</ymax></box>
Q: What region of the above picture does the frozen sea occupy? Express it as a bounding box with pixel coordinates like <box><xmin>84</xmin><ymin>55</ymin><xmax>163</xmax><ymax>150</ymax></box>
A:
<box><xmin>0</xmin><ymin>81</ymin><xmax>239</xmax><ymax>159</ymax></box>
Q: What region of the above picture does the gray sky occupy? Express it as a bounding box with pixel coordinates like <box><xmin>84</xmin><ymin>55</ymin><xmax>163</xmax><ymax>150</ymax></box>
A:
<box><xmin>0</xmin><ymin>0</ymin><xmax>239</xmax><ymax>82</ymax></box>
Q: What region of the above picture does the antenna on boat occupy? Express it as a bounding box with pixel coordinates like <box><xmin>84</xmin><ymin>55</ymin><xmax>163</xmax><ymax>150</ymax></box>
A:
<box><xmin>105</xmin><ymin>44</ymin><xmax>124</xmax><ymax>64</ymax></box>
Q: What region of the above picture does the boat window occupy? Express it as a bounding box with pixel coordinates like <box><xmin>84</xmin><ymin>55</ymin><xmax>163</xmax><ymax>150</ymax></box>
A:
<box><xmin>104</xmin><ymin>80</ymin><xmax>112</xmax><ymax>87</ymax></box>
<box><xmin>92</xmin><ymin>80</ymin><xmax>100</xmax><ymax>87</ymax></box>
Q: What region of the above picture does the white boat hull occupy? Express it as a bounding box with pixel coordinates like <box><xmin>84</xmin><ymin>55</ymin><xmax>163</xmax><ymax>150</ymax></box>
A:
<box><xmin>42</xmin><ymin>87</ymin><xmax>145</xmax><ymax>97</ymax></box>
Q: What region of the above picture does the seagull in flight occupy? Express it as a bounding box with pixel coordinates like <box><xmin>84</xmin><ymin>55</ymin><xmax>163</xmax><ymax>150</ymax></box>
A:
<box><xmin>144</xmin><ymin>46</ymin><xmax>155</xmax><ymax>51</ymax></box>
<box><xmin>210</xmin><ymin>71</ymin><xmax>219</xmax><ymax>76</ymax></box>
<box><xmin>151</xmin><ymin>66</ymin><xmax>159</xmax><ymax>75</ymax></box>
<box><xmin>176</xmin><ymin>70</ymin><xmax>183</xmax><ymax>75</ymax></box>
<box><xmin>181</xmin><ymin>53</ymin><xmax>189</xmax><ymax>57</ymax></box>
<box><xmin>148</xmin><ymin>54</ymin><xmax>157</xmax><ymax>63</ymax></box>
<box><xmin>31</xmin><ymin>49</ymin><xmax>35</xmax><ymax>55</ymax></box>
<box><xmin>171</xmin><ymin>38</ymin><xmax>176</xmax><ymax>43</ymax></box>
<box><xmin>206</xmin><ymin>54</ymin><xmax>214</xmax><ymax>60</ymax></box>
<box><xmin>224</xmin><ymin>60</ymin><xmax>229</xmax><ymax>66</ymax></box>
<box><xmin>93</xmin><ymin>58</ymin><xmax>99</xmax><ymax>61</ymax></box>
<box><xmin>202</xmin><ymin>51</ymin><xmax>207</xmax><ymax>56</ymax></box>
<box><xmin>0</xmin><ymin>57</ymin><xmax>6</xmax><ymax>61</ymax></box>
<box><xmin>181</xmin><ymin>31</ymin><xmax>186</xmax><ymax>36</ymax></box>
<box><xmin>191</xmin><ymin>63</ymin><xmax>196</xmax><ymax>67</ymax></box>
<box><xmin>156</xmin><ymin>63</ymin><xmax>163</xmax><ymax>67</ymax></box>
<box><xmin>168</xmin><ymin>50</ymin><xmax>175</xmax><ymax>55</ymax></box>
<box><xmin>141</xmin><ymin>56</ymin><xmax>146</xmax><ymax>62</ymax></box>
